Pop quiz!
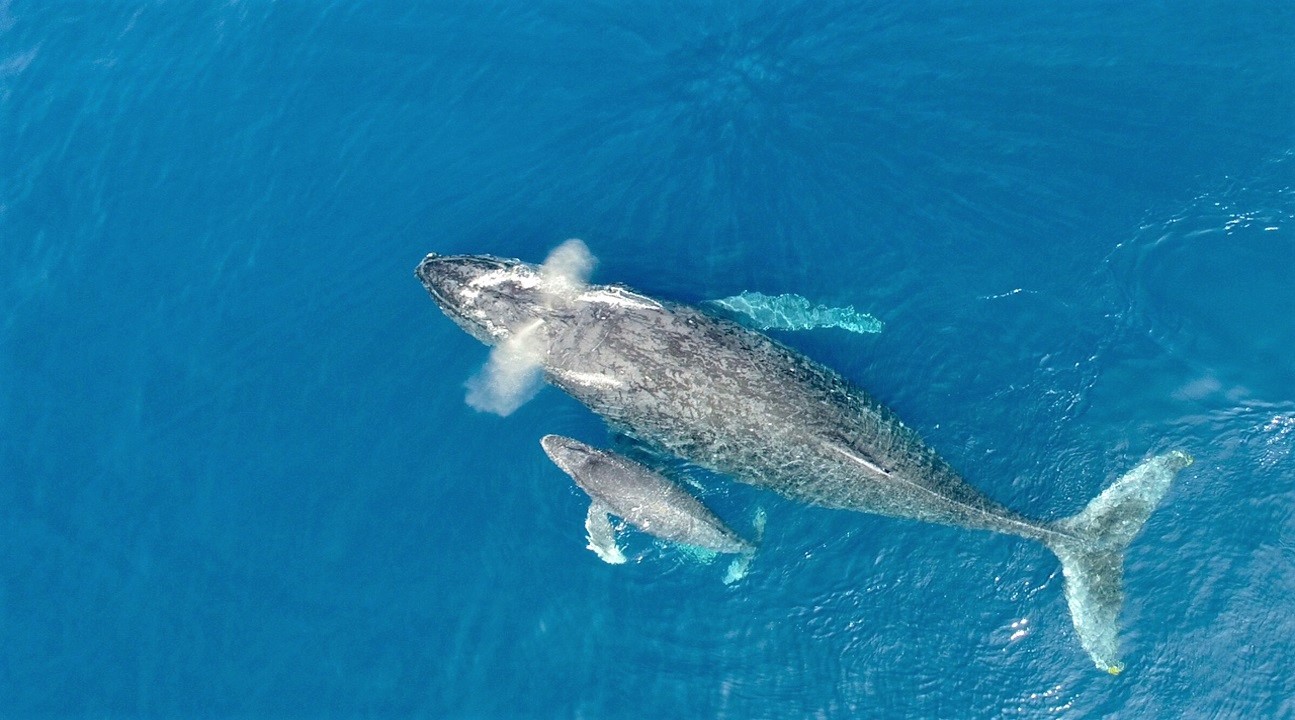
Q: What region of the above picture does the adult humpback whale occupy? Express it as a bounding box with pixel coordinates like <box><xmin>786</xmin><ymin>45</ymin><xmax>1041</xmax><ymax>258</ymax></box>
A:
<box><xmin>415</xmin><ymin>249</ymin><xmax>1191</xmax><ymax>674</ymax></box>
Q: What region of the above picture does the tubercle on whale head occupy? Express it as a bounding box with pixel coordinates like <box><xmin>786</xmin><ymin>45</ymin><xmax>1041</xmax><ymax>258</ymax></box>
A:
<box><xmin>415</xmin><ymin>252</ymin><xmax>551</xmax><ymax>346</ymax></box>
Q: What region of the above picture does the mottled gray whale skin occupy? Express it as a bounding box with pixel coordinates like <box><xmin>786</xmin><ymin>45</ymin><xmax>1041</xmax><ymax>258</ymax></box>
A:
<box><xmin>416</xmin><ymin>251</ymin><xmax>1190</xmax><ymax>673</ymax></box>
<box><xmin>541</xmin><ymin>435</ymin><xmax>754</xmax><ymax>555</ymax></box>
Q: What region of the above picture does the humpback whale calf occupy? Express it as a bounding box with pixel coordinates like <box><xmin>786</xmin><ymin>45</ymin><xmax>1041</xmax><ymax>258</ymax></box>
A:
<box><xmin>415</xmin><ymin>248</ymin><xmax>1191</xmax><ymax>673</ymax></box>
<box><xmin>541</xmin><ymin>434</ymin><xmax>755</xmax><ymax>564</ymax></box>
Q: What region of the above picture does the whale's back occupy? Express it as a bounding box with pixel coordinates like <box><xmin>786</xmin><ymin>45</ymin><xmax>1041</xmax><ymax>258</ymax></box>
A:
<box><xmin>543</xmin><ymin>289</ymin><xmax>1041</xmax><ymax>536</ymax></box>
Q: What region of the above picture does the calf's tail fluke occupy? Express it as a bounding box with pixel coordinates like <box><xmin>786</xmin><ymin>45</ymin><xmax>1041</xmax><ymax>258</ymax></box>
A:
<box><xmin>1044</xmin><ymin>450</ymin><xmax>1193</xmax><ymax>674</ymax></box>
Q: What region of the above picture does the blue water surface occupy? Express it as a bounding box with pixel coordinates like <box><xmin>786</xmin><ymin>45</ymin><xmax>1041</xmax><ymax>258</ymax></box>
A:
<box><xmin>2</xmin><ymin>1</ymin><xmax>1293</xmax><ymax>717</ymax></box>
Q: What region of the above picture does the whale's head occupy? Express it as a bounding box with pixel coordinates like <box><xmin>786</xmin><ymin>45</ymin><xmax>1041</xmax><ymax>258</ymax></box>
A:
<box><xmin>539</xmin><ymin>434</ymin><xmax>603</xmax><ymax>492</ymax></box>
<box><xmin>416</xmin><ymin>253</ymin><xmax>554</xmax><ymax>345</ymax></box>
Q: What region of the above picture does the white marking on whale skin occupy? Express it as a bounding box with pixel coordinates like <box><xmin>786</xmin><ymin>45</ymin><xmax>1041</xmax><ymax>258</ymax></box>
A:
<box><xmin>824</xmin><ymin>442</ymin><xmax>893</xmax><ymax>478</ymax></box>
<box><xmin>554</xmin><ymin>369</ymin><xmax>625</xmax><ymax>389</ymax></box>
<box><xmin>469</xmin><ymin>268</ymin><xmax>543</xmax><ymax>290</ymax></box>
<box><xmin>578</xmin><ymin>287</ymin><xmax>663</xmax><ymax>310</ymax></box>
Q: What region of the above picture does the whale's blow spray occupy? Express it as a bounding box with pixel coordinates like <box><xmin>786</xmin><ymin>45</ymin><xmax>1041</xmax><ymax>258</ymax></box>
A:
<box><xmin>464</xmin><ymin>320</ymin><xmax>546</xmax><ymax>415</ymax></box>
<box><xmin>464</xmin><ymin>240</ymin><xmax>598</xmax><ymax>416</ymax></box>
<box><xmin>540</xmin><ymin>238</ymin><xmax>596</xmax><ymax>292</ymax></box>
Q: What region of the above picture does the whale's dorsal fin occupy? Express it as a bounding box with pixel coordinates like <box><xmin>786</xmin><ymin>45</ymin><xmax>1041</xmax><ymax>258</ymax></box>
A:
<box><xmin>584</xmin><ymin>501</ymin><xmax>626</xmax><ymax>564</ymax></box>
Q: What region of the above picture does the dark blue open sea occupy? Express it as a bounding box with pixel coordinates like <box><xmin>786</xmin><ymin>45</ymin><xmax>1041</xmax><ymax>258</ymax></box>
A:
<box><xmin>3</xmin><ymin>1</ymin><xmax>1293</xmax><ymax>717</ymax></box>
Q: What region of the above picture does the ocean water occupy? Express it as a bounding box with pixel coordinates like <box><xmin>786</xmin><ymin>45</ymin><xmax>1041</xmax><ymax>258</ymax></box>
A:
<box><xmin>2</xmin><ymin>1</ymin><xmax>1293</xmax><ymax>717</ymax></box>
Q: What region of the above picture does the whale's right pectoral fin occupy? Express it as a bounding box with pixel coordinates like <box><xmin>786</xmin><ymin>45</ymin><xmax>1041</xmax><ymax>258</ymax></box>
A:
<box><xmin>584</xmin><ymin>501</ymin><xmax>627</xmax><ymax>565</ymax></box>
<box><xmin>707</xmin><ymin>292</ymin><xmax>884</xmax><ymax>335</ymax></box>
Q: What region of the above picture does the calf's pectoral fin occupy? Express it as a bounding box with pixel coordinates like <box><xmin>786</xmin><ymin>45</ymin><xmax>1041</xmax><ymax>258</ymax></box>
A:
<box><xmin>584</xmin><ymin>501</ymin><xmax>627</xmax><ymax>565</ymax></box>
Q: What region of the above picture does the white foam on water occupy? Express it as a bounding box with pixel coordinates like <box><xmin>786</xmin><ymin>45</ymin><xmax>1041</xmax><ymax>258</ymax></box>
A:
<box><xmin>722</xmin><ymin>555</ymin><xmax>752</xmax><ymax>585</ymax></box>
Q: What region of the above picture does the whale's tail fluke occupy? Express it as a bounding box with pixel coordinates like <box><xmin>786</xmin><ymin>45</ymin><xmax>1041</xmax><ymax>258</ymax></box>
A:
<box><xmin>1044</xmin><ymin>450</ymin><xmax>1193</xmax><ymax>674</ymax></box>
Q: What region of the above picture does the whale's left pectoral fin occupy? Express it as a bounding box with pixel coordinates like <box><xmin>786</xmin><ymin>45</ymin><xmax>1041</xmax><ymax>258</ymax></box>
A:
<box><xmin>584</xmin><ymin>501</ymin><xmax>627</xmax><ymax>565</ymax></box>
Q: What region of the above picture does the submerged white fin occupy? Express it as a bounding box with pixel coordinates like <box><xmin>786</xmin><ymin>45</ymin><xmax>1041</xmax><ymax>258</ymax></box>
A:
<box><xmin>752</xmin><ymin>506</ymin><xmax>767</xmax><ymax>542</ymax></box>
<box><xmin>584</xmin><ymin>500</ymin><xmax>626</xmax><ymax>565</ymax></box>
<box><xmin>721</xmin><ymin>506</ymin><xmax>767</xmax><ymax>585</ymax></box>
<box><xmin>1046</xmin><ymin>450</ymin><xmax>1193</xmax><ymax>674</ymax></box>
<box><xmin>710</xmin><ymin>292</ymin><xmax>883</xmax><ymax>335</ymax></box>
